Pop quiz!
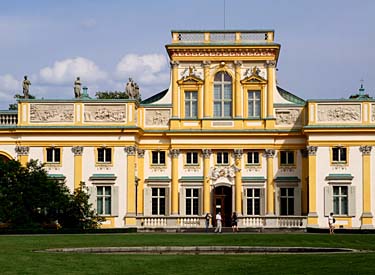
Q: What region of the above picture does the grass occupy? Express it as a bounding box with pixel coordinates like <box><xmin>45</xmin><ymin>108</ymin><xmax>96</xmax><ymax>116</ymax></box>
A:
<box><xmin>0</xmin><ymin>233</ymin><xmax>375</xmax><ymax>274</ymax></box>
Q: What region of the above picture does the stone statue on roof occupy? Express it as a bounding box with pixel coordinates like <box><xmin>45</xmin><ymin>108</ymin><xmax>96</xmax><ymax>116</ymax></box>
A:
<box><xmin>22</xmin><ymin>75</ymin><xmax>31</xmax><ymax>99</ymax></box>
<box><xmin>74</xmin><ymin>77</ymin><xmax>81</xmax><ymax>98</ymax></box>
<box><xmin>125</xmin><ymin>77</ymin><xmax>140</xmax><ymax>100</ymax></box>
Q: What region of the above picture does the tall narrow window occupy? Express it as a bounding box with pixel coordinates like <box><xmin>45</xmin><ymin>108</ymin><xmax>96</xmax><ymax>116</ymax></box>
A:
<box><xmin>152</xmin><ymin>151</ymin><xmax>166</xmax><ymax>165</ymax></box>
<box><xmin>97</xmin><ymin>148</ymin><xmax>112</xmax><ymax>163</ymax></box>
<box><xmin>185</xmin><ymin>188</ymin><xmax>199</xmax><ymax>215</ymax></box>
<box><xmin>217</xmin><ymin>152</ymin><xmax>229</xmax><ymax>165</ymax></box>
<box><xmin>46</xmin><ymin>148</ymin><xmax>61</xmax><ymax>163</ymax></box>
<box><xmin>152</xmin><ymin>188</ymin><xmax>166</xmax><ymax>215</ymax></box>
<box><xmin>247</xmin><ymin>188</ymin><xmax>261</xmax><ymax>215</ymax></box>
<box><xmin>247</xmin><ymin>151</ymin><xmax>260</xmax><ymax>165</ymax></box>
<box><xmin>280</xmin><ymin>188</ymin><xmax>294</xmax><ymax>215</ymax></box>
<box><xmin>213</xmin><ymin>72</ymin><xmax>232</xmax><ymax>117</ymax></box>
<box><xmin>280</xmin><ymin>151</ymin><xmax>295</xmax><ymax>166</ymax></box>
<box><xmin>186</xmin><ymin>152</ymin><xmax>199</xmax><ymax>165</ymax></box>
<box><xmin>333</xmin><ymin>186</ymin><xmax>348</xmax><ymax>215</ymax></box>
<box><xmin>332</xmin><ymin>147</ymin><xmax>347</xmax><ymax>163</ymax></box>
<box><xmin>97</xmin><ymin>186</ymin><xmax>112</xmax><ymax>215</ymax></box>
<box><xmin>185</xmin><ymin>91</ymin><xmax>198</xmax><ymax>118</ymax></box>
<box><xmin>248</xmin><ymin>90</ymin><xmax>261</xmax><ymax>117</ymax></box>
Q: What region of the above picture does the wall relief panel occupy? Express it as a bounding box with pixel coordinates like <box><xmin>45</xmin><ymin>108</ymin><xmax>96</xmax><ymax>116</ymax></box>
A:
<box><xmin>30</xmin><ymin>104</ymin><xmax>74</xmax><ymax>123</ymax></box>
<box><xmin>317</xmin><ymin>104</ymin><xmax>361</xmax><ymax>122</ymax></box>
<box><xmin>84</xmin><ymin>104</ymin><xmax>126</xmax><ymax>123</ymax></box>
<box><xmin>275</xmin><ymin>109</ymin><xmax>302</xmax><ymax>126</ymax></box>
<box><xmin>145</xmin><ymin>109</ymin><xmax>170</xmax><ymax>127</ymax></box>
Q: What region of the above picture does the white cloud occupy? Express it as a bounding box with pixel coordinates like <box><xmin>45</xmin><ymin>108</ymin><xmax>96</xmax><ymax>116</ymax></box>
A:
<box><xmin>115</xmin><ymin>54</ymin><xmax>169</xmax><ymax>84</ymax></box>
<box><xmin>39</xmin><ymin>57</ymin><xmax>107</xmax><ymax>85</ymax></box>
<box><xmin>0</xmin><ymin>74</ymin><xmax>20</xmax><ymax>91</ymax></box>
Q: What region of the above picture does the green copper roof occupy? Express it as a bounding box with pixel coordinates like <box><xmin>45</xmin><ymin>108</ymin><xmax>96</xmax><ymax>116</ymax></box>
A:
<box><xmin>325</xmin><ymin>174</ymin><xmax>353</xmax><ymax>180</ymax></box>
<box><xmin>179</xmin><ymin>176</ymin><xmax>204</xmax><ymax>182</ymax></box>
<box><xmin>89</xmin><ymin>174</ymin><xmax>117</xmax><ymax>180</ymax></box>
<box><xmin>277</xmin><ymin>86</ymin><xmax>305</xmax><ymax>105</ymax></box>
<box><xmin>145</xmin><ymin>176</ymin><xmax>171</xmax><ymax>182</ymax></box>
<box><xmin>242</xmin><ymin>176</ymin><xmax>266</xmax><ymax>182</ymax></box>
<box><xmin>275</xmin><ymin>176</ymin><xmax>300</xmax><ymax>182</ymax></box>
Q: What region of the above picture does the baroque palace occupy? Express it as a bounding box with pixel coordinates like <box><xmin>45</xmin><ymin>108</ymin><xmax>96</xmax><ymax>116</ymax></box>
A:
<box><xmin>0</xmin><ymin>30</ymin><xmax>373</xmax><ymax>230</ymax></box>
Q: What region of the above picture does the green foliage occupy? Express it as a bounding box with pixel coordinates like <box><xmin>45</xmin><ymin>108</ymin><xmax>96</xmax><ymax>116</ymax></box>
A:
<box><xmin>0</xmin><ymin>159</ymin><xmax>102</xmax><ymax>229</ymax></box>
<box><xmin>8</xmin><ymin>93</ymin><xmax>36</xmax><ymax>110</ymax></box>
<box><xmin>95</xmin><ymin>91</ymin><xmax>129</xmax><ymax>99</ymax></box>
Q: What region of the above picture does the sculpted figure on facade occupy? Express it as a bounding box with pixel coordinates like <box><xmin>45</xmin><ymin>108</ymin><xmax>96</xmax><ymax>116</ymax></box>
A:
<box><xmin>22</xmin><ymin>75</ymin><xmax>31</xmax><ymax>99</ymax></box>
<box><xmin>125</xmin><ymin>78</ymin><xmax>140</xmax><ymax>100</ymax></box>
<box><xmin>74</xmin><ymin>77</ymin><xmax>81</xmax><ymax>98</ymax></box>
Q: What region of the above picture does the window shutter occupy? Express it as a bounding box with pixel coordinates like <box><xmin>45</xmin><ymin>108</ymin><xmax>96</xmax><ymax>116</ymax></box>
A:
<box><xmin>260</xmin><ymin>188</ymin><xmax>266</xmax><ymax>216</ymax></box>
<box><xmin>165</xmin><ymin>188</ymin><xmax>170</xmax><ymax>216</ymax></box>
<box><xmin>324</xmin><ymin>186</ymin><xmax>332</xmax><ymax>216</ymax></box>
<box><xmin>111</xmin><ymin>186</ymin><xmax>119</xmax><ymax>217</ymax></box>
<box><xmin>349</xmin><ymin>186</ymin><xmax>356</xmax><ymax>217</ymax></box>
<box><xmin>180</xmin><ymin>188</ymin><xmax>186</xmax><ymax>215</ymax></box>
<box><xmin>275</xmin><ymin>188</ymin><xmax>280</xmax><ymax>216</ymax></box>
<box><xmin>242</xmin><ymin>189</ymin><xmax>247</xmax><ymax>216</ymax></box>
<box><xmin>88</xmin><ymin>186</ymin><xmax>97</xmax><ymax>213</ymax></box>
<box><xmin>198</xmin><ymin>188</ymin><xmax>202</xmax><ymax>216</ymax></box>
<box><xmin>144</xmin><ymin>187</ymin><xmax>151</xmax><ymax>216</ymax></box>
<box><xmin>294</xmin><ymin>187</ymin><xmax>301</xmax><ymax>216</ymax></box>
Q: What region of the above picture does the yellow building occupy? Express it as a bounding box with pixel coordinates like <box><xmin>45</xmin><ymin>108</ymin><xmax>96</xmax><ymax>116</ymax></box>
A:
<box><xmin>0</xmin><ymin>30</ymin><xmax>373</xmax><ymax>230</ymax></box>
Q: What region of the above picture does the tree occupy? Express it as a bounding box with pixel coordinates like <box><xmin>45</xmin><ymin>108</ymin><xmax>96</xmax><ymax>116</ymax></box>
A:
<box><xmin>95</xmin><ymin>91</ymin><xmax>129</xmax><ymax>99</ymax></box>
<box><xmin>8</xmin><ymin>94</ymin><xmax>36</xmax><ymax>110</ymax></box>
<box><xmin>0</xmin><ymin>159</ymin><xmax>103</xmax><ymax>229</ymax></box>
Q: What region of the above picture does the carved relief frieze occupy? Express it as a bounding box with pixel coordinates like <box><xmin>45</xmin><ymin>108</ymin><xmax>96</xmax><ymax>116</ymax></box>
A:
<box><xmin>145</xmin><ymin>109</ymin><xmax>170</xmax><ymax>127</ymax></box>
<box><xmin>30</xmin><ymin>104</ymin><xmax>74</xmax><ymax>123</ymax></box>
<box><xmin>317</xmin><ymin>104</ymin><xmax>361</xmax><ymax>122</ymax></box>
<box><xmin>84</xmin><ymin>104</ymin><xmax>126</xmax><ymax>122</ymax></box>
<box><xmin>371</xmin><ymin>104</ymin><xmax>375</xmax><ymax>121</ymax></box>
<box><xmin>276</xmin><ymin>109</ymin><xmax>302</xmax><ymax>126</ymax></box>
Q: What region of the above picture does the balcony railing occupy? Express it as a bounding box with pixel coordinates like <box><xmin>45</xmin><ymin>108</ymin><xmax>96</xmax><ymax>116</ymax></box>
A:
<box><xmin>0</xmin><ymin>111</ymin><xmax>18</xmax><ymax>126</ymax></box>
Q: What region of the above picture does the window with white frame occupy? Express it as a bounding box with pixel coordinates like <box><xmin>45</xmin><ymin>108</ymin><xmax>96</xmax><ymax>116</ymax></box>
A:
<box><xmin>97</xmin><ymin>148</ymin><xmax>112</xmax><ymax>163</ymax></box>
<box><xmin>186</xmin><ymin>152</ymin><xmax>199</xmax><ymax>165</ymax></box>
<box><xmin>332</xmin><ymin>147</ymin><xmax>347</xmax><ymax>163</ymax></box>
<box><xmin>216</xmin><ymin>151</ymin><xmax>229</xmax><ymax>165</ymax></box>
<box><xmin>213</xmin><ymin>72</ymin><xmax>232</xmax><ymax>117</ymax></box>
<box><xmin>280</xmin><ymin>151</ymin><xmax>294</xmax><ymax>166</ymax></box>
<box><xmin>333</xmin><ymin>186</ymin><xmax>348</xmax><ymax>215</ymax></box>
<box><xmin>246</xmin><ymin>188</ymin><xmax>261</xmax><ymax>215</ymax></box>
<box><xmin>152</xmin><ymin>188</ymin><xmax>166</xmax><ymax>215</ymax></box>
<box><xmin>96</xmin><ymin>186</ymin><xmax>112</xmax><ymax>215</ymax></box>
<box><xmin>152</xmin><ymin>151</ymin><xmax>166</xmax><ymax>165</ymax></box>
<box><xmin>280</xmin><ymin>188</ymin><xmax>294</xmax><ymax>215</ymax></box>
<box><xmin>185</xmin><ymin>91</ymin><xmax>198</xmax><ymax>118</ymax></box>
<box><xmin>248</xmin><ymin>90</ymin><xmax>261</xmax><ymax>117</ymax></box>
<box><xmin>185</xmin><ymin>188</ymin><xmax>199</xmax><ymax>215</ymax></box>
<box><xmin>247</xmin><ymin>151</ymin><xmax>260</xmax><ymax>165</ymax></box>
<box><xmin>46</xmin><ymin>147</ymin><xmax>61</xmax><ymax>163</ymax></box>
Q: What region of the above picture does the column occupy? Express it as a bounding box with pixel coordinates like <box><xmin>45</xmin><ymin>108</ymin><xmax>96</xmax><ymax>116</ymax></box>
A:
<box><xmin>265</xmin><ymin>60</ymin><xmax>276</xmax><ymax>128</ymax></box>
<box><xmin>300</xmin><ymin>148</ymin><xmax>309</xmax><ymax>215</ymax></box>
<box><xmin>170</xmin><ymin>149</ymin><xmax>180</xmax><ymax>215</ymax></box>
<box><xmin>234</xmin><ymin>61</ymin><xmax>242</xmax><ymax>118</ymax></box>
<box><xmin>137</xmin><ymin>148</ymin><xmax>145</xmax><ymax>215</ymax></box>
<box><xmin>71</xmin><ymin>146</ymin><xmax>83</xmax><ymax>190</ymax></box>
<box><xmin>15</xmin><ymin>146</ymin><xmax>29</xmax><ymax>166</ymax></box>
<box><xmin>360</xmin><ymin>145</ymin><xmax>373</xmax><ymax>228</ymax></box>
<box><xmin>171</xmin><ymin>61</ymin><xmax>179</xmax><ymax>118</ymax></box>
<box><xmin>203</xmin><ymin>61</ymin><xmax>211</xmax><ymax>118</ymax></box>
<box><xmin>124</xmin><ymin>146</ymin><xmax>137</xmax><ymax>225</ymax></box>
<box><xmin>307</xmin><ymin>146</ymin><xmax>318</xmax><ymax>226</ymax></box>
<box><xmin>234</xmin><ymin>149</ymin><xmax>243</xmax><ymax>214</ymax></box>
<box><xmin>202</xmin><ymin>149</ymin><xmax>212</xmax><ymax>214</ymax></box>
<box><xmin>265</xmin><ymin>149</ymin><xmax>275</xmax><ymax>215</ymax></box>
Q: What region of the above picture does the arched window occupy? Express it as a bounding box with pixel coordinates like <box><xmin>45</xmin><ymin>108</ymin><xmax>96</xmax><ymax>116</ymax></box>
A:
<box><xmin>213</xmin><ymin>72</ymin><xmax>232</xmax><ymax>117</ymax></box>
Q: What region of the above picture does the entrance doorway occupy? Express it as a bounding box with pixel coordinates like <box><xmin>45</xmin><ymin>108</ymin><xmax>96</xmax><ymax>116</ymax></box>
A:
<box><xmin>213</xmin><ymin>186</ymin><xmax>232</xmax><ymax>227</ymax></box>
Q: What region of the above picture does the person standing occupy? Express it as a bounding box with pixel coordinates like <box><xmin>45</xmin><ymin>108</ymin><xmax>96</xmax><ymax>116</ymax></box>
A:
<box><xmin>328</xmin><ymin>212</ymin><xmax>335</xmax><ymax>235</ymax></box>
<box><xmin>215</xmin><ymin>212</ymin><xmax>222</xmax><ymax>233</ymax></box>
<box><xmin>205</xmin><ymin>213</ymin><xmax>212</xmax><ymax>233</ymax></box>
<box><xmin>231</xmin><ymin>212</ymin><xmax>239</xmax><ymax>232</ymax></box>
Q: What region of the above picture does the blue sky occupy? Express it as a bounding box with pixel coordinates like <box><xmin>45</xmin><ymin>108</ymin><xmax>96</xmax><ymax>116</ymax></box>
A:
<box><xmin>0</xmin><ymin>0</ymin><xmax>374</xmax><ymax>109</ymax></box>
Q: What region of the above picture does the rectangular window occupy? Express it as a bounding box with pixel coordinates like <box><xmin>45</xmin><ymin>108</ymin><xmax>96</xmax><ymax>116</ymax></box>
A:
<box><xmin>97</xmin><ymin>186</ymin><xmax>112</xmax><ymax>215</ymax></box>
<box><xmin>280</xmin><ymin>151</ymin><xmax>294</xmax><ymax>166</ymax></box>
<box><xmin>152</xmin><ymin>188</ymin><xmax>166</xmax><ymax>215</ymax></box>
<box><xmin>185</xmin><ymin>188</ymin><xmax>199</xmax><ymax>215</ymax></box>
<box><xmin>333</xmin><ymin>186</ymin><xmax>348</xmax><ymax>215</ymax></box>
<box><xmin>152</xmin><ymin>151</ymin><xmax>166</xmax><ymax>165</ymax></box>
<box><xmin>247</xmin><ymin>188</ymin><xmax>261</xmax><ymax>215</ymax></box>
<box><xmin>248</xmin><ymin>90</ymin><xmax>261</xmax><ymax>117</ymax></box>
<box><xmin>186</xmin><ymin>152</ymin><xmax>199</xmax><ymax>165</ymax></box>
<box><xmin>213</xmin><ymin>85</ymin><xmax>232</xmax><ymax>117</ymax></box>
<box><xmin>280</xmin><ymin>188</ymin><xmax>294</xmax><ymax>215</ymax></box>
<box><xmin>185</xmin><ymin>91</ymin><xmax>198</xmax><ymax>118</ymax></box>
<box><xmin>247</xmin><ymin>151</ymin><xmax>260</xmax><ymax>165</ymax></box>
<box><xmin>46</xmin><ymin>148</ymin><xmax>61</xmax><ymax>163</ymax></box>
<box><xmin>216</xmin><ymin>152</ymin><xmax>229</xmax><ymax>165</ymax></box>
<box><xmin>332</xmin><ymin>147</ymin><xmax>347</xmax><ymax>163</ymax></box>
<box><xmin>97</xmin><ymin>148</ymin><xmax>112</xmax><ymax>163</ymax></box>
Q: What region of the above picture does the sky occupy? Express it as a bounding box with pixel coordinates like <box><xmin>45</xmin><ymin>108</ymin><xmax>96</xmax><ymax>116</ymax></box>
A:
<box><xmin>0</xmin><ymin>0</ymin><xmax>374</xmax><ymax>110</ymax></box>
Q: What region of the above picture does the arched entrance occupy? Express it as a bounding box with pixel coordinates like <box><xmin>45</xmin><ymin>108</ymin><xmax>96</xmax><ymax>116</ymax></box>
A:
<box><xmin>213</xmin><ymin>185</ymin><xmax>232</xmax><ymax>227</ymax></box>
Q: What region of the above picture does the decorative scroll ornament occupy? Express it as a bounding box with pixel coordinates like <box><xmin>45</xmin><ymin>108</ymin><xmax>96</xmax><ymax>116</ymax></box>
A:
<box><xmin>15</xmin><ymin>146</ymin><xmax>29</xmax><ymax>156</ymax></box>
<box><xmin>71</xmin><ymin>146</ymin><xmax>83</xmax><ymax>156</ymax></box>
<box><xmin>169</xmin><ymin>149</ymin><xmax>180</xmax><ymax>158</ymax></box>
<box><xmin>265</xmin><ymin>60</ymin><xmax>277</xmax><ymax>68</ymax></box>
<box><xmin>124</xmin><ymin>146</ymin><xmax>137</xmax><ymax>156</ymax></box>
<box><xmin>359</xmin><ymin>145</ymin><xmax>372</xmax><ymax>155</ymax></box>
<box><xmin>306</xmin><ymin>146</ymin><xmax>318</xmax><ymax>156</ymax></box>
<box><xmin>202</xmin><ymin>149</ymin><xmax>212</xmax><ymax>159</ymax></box>
<box><xmin>210</xmin><ymin>164</ymin><xmax>240</xmax><ymax>180</ymax></box>
<box><xmin>137</xmin><ymin>149</ymin><xmax>145</xmax><ymax>158</ymax></box>
<box><xmin>233</xmin><ymin>149</ymin><xmax>243</xmax><ymax>159</ymax></box>
<box><xmin>264</xmin><ymin>149</ymin><xmax>275</xmax><ymax>158</ymax></box>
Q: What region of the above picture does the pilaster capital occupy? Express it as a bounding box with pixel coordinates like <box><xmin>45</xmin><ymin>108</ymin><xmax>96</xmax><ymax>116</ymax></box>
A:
<box><xmin>300</xmin><ymin>148</ymin><xmax>308</xmax><ymax>158</ymax></box>
<box><xmin>264</xmin><ymin>149</ymin><xmax>275</xmax><ymax>158</ymax></box>
<box><xmin>202</xmin><ymin>149</ymin><xmax>212</xmax><ymax>159</ymax></box>
<box><xmin>170</xmin><ymin>61</ymin><xmax>179</xmax><ymax>68</ymax></box>
<box><xmin>137</xmin><ymin>148</ymin><xmax>145</xmax><ymax>158</ymax></box>
<box><xmin>124</xmin><ymin>146</ymin><xmax>137</xmax><ymax>156</ymax></box>
<box><xmin>71</xmin><ymin>146</ymin><xmax>83</xmax><ymax>156</ymax></box>
<box><xmin>15</xmin><ymin>146</ymin><xmax>29</xmax><ymax>156</ymax></box>
<box><xmin>169</xmin><ymin>149</ymin><xmax>180</xmax><ymax>158</ymax></box>
<box><xmin>360</xmin><ymin>145</ymin><xmax>372</xmax><ymax>155</ymax></box>
<box><xmin>233</xmin><ymin>149</ymin><xmax>243</xmax><ymax>159</ymax></box>
<box><xmin>202</xmin><ymin>60</ymin><xmax>211</xmax><ymax>68</ymax></box>
<box><xmin>265</xmin><ymin>60</ymin><xmax>277</xmax><ymax>68</ymax></box>
<box><xmin>233</xmin><ymin>60</ymin><xmax>243</xmax><ymax>67</ymax></box>
<box><xmin>306</xmin><ymin>146</ymin><xmax>318</xmax><ymax>156</ymax></box>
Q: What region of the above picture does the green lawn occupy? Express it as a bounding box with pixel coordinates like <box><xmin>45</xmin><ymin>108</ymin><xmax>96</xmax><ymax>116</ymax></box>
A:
<box><xmin>0</xmin><ymin>233</ymin><xmax>374</xmax><ymax>274</ymax></box>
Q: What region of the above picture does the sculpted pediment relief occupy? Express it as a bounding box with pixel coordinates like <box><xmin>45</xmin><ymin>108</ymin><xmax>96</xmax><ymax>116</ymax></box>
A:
<box><xmin>177</xmin><ymin>75</ymin><xmax>204</xmax><ymax>85</ymax></box>
<box><xmin>241</xmin><ymin>74</ymin><xmax>267</xmax><ymax>85</ymax></box>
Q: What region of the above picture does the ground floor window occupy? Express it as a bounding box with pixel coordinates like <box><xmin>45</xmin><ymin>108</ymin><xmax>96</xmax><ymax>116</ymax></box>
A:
<box><xmin>246</xmin><ymin>188</ymin><xmax>261</xmax><ymax>215</ymax></box>
<box><xmin>280</xmin><ymin>188</ymin><xmax>294</xmax><ymax>215</ymax></box>
<box><xmin>152</xmin><ymin>188</ymin><xmax>166</xmax><ymax>215</ymax></box>
<box><xmin>97</xmin><ymin>186</ymin><xmax>112</xmax><ymax>215</ymax></box>
<box><xmin>185</xmin><ymin>188</ymin><xmax>199</xmax><ymax>215</ymax></box>
<box><xmin>333</xmin><ymin>186</ymin><xmax>348</xmax><ymax>215</ymax></box>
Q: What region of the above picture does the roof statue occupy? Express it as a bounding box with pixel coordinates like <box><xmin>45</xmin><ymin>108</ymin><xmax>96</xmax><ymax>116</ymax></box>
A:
<box><xmin>125</xmin><ymin>77</ymin><xmax>140</xmax><ymax>100</ymax></box>
<box><xmin>22</xmin><ymin>75</ymin><xmax>31</xmax><ymax>99</ymax></box>
<box><xmin>74</xmin><ymin>77</ymin><xmax>81</xmax><ymax>98</ymax></box>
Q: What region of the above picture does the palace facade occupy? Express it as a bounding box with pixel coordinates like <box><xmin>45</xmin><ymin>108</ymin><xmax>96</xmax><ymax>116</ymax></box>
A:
<box><xmin>0</xmin><ymin>30</ymin><xmax>373</xmax><ymax>230</ymax></box>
